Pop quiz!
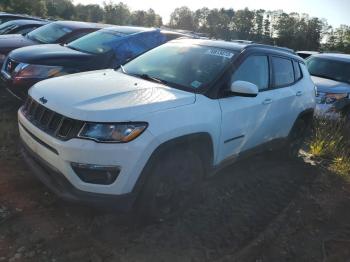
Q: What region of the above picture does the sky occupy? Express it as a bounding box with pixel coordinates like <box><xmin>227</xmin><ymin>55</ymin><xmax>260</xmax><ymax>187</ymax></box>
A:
<box><xmin>73</xmin><ymin>0</ymin><xmax>350</xmax><ymax>27</ymax></box>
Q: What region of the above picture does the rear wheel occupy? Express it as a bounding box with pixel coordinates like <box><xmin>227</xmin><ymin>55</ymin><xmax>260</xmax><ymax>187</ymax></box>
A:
<box><xmin>286</xmin><ymin>118</ymin><xmax>311</xmax><ymax>157</ymax></box>
<box><xmin>136</xmin><ymin>147</ymin><xmax>204</xmax><ymax>221</ymax></box>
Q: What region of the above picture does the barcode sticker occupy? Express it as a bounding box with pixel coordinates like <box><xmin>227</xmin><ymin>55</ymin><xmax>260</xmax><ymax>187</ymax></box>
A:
<box><xmin>205</xmin><ymin>49</ymin><xmax>234</xmax><ymax>59</ymax></box>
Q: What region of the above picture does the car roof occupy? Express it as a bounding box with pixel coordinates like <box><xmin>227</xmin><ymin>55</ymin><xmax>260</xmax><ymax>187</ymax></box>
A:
<box><xmin>2</xmin><ymin>19</ymin><xmax>49</xmax><ymax>26</ymax></box>
<box><xmin>297</xmin><ymin>51</ymin><xmax>319</xmax><ymax>54</ymax></box>
<box><xmin>101</xmin><ymin>26</ymin><xmax>192</xmax><ymax>37</ymax></box>
<box><xmin>170</xmin><ymin>38</ymin><xmax>301</xmax><ymax>60</ymax></box>
<box><xmin>171</xmin><ymin>38</ymin><xmax>249</xmax><ymax>50</ymax></box>
<box><xmin>102</xmin><ymin>26</ymin><xmax>155</xmax><ymax>34</ymax></box>
<box><xmin>312</xmin><ymin>53</ymin><xmax>350</xmax><ymax>63</ymax></box>
<box><xmin>51</xmin><ymin>20</ymin><xmax>110</xmax><ymax>30</ymax></box>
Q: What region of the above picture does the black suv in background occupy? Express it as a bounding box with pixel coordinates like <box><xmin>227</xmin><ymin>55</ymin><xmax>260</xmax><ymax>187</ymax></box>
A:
<box><xmin>0</xmin><ymin>12</ymin><xmax>43</xmax><ymax>25</ymax></box>
<box><xmin>0</xmin><ymin>21</ymin><xmax>108</xmax><ymax>67</ymax></box>
<box><xmin>2</xmin><ymin>27</ymin><xmax>190</xmax><ymax>100</ymax></box>
<box><xmin>0</xmin><ymin>19</ymin><xmax>49</xmax><ymax>35</ymax></box>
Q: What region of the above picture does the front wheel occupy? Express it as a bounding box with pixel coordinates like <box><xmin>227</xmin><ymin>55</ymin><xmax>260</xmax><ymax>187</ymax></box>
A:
<box><xmin>135</xmin><ymin>148</ymin><xmax>204</xmax><ymax>221</ymax></box>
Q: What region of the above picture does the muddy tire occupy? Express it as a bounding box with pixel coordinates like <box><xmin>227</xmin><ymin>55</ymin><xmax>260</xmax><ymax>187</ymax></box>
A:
<box><xmin>135</xmin><ymin>147</ymin><xmax>204</xmax><ymax>222</ymax></box>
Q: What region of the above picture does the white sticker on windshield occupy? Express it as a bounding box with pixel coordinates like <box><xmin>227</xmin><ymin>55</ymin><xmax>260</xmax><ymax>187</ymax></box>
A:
<box><xmin>205</xmin><ymin>49</ymin><xmax>234</xmax><ymax>59</ymax></box>
<box><xmin>191</xmin><ymin>80</ymin><xmax>202</xmax><ymax>88</ymax></box>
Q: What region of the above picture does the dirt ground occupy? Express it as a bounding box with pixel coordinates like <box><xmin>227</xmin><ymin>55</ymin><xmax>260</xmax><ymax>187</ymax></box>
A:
<box><xmin>1</xmin><ymin>88</ymin><xmax>350</xmax><ymax>262</ymax></box>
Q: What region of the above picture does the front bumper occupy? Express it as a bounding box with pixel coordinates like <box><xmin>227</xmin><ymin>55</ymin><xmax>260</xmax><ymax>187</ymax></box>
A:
<box><xmin>18</xmin><ymin>108</ymin><xmax>157</xmax><ymax>201</ymax></box>
<box><xmin>1</xmin><ymin>70</ymin><xmax>40</xmax><ymax>100</ymax></box>
<box><xmin>21</xmin><ymin>142</ymin><xmax>135</xmax><ymax>210</ymax></box>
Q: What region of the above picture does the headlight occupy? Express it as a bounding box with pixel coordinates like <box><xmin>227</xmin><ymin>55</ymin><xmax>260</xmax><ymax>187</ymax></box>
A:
<box><xmin>324</xmin><ymin>93</ymin><xmax>348</xmax><ymax>104</ymax></box>
<box><xmin>78</xmin><ymin>122</ymin><xmax>148</xmax><ymax>143</ymax></box>
<box><xmin>13</xmin><ymin>63</ymin><xmax>65</xmax><ymax>79</ymax></box>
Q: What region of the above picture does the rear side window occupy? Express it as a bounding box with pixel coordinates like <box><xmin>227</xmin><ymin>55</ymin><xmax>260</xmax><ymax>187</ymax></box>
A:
<box><xmin>232</xmin><ymin>55</ymin><xmax>269</xmax><ymax>91</ymax></box>
<box><xmin>293</xmin><ymin>61</ymin><xmax>302</xmax><ymax>81</ymax></box>
<box><xmin>272</xmin><ymin>57</ymin><xmax>294</xmax><ymax>87</ymax></box>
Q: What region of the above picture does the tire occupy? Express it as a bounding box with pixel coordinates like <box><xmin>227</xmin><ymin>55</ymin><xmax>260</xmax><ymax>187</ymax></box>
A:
<box><xmin>285</xmin><ymin>118</ymin><xmax>310</xmax><ymax>157</ymax></box>
<box><xmin>135</xmin><ymin>147</ymin><xmax>204</xmax><ymax>222</ymax></box>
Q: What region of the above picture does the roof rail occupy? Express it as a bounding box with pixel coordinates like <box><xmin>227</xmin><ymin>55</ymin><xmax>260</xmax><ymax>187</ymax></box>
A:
<box><xmin>246</xmin><ymin>44</ymin><xmax>295</xmax><ymax>54</ymax></box>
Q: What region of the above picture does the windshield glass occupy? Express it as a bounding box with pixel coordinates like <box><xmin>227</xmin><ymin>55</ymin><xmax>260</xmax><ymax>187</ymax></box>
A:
<box><xmin>307</xmin><ymin>57</ymin><xmax>350</xmax><ymax>85</ymax></box>
<box><xmin>123</xmin><ymin>43</ymin><xmax>236</xmax><ymax>90</ymax></box>
<box><xmin>68</xmin><ymin>29</ymin><xmax>125</xmax><ymax>54</ymax></box>
<box><xmin>0</xmin><ymin>22</ymin><xmax>17</xmax><ymax>34</ymax></box>
<box><xmin>26</xmin><ymin>23</ymin><xmax>72</xmax><ymax>44</ymax></box>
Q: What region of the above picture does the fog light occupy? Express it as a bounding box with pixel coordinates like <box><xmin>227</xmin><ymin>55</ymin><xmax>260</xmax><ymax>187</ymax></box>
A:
<box><xmin>71</xmin><ymin>163</ymin><xmax>120</xmax><ymax>185</ymax></box>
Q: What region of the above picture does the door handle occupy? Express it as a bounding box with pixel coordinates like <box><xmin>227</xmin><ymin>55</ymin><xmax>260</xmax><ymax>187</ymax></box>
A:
<box><xmin>262</xmin><ymin>98</ymin><xmax>273</xmax><ymax>105</ymax></box>
<box><xmin>296</xmin><ymin>91</ymin><xmax>303</xmax><ymax>96</ymax></box>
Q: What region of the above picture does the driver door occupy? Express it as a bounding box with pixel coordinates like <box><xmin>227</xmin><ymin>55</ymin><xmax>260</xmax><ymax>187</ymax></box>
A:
<box><xmin>217</xmin><ymin>55</ymin><xmax>274</xmax><ymax>163</ymax></box>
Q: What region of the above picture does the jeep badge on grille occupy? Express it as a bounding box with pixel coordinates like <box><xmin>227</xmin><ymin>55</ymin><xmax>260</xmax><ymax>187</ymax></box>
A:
<box><xmin>39</xmin><ymin>97</ymin><xmax>48</xmax><ymax>104</ymax></box>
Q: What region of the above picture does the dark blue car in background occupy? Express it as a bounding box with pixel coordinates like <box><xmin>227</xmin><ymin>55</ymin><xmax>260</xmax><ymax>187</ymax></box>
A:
<box><xmin>2</xmin><ymin>26</ymin><xmax>191</xmax><ymax>100</ymax></box>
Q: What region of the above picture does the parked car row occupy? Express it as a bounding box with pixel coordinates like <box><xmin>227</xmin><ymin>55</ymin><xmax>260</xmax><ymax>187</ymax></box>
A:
<box><xmin>2</xmin><ymin>26</ymin><xmax>190</xmax><ymax>99</ymax></box>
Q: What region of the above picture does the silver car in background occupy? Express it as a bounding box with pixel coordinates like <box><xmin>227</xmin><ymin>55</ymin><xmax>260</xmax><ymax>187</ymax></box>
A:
<box><xmin>306</xmin><ymin>53</ymin><xmax>350</xmax><ymax>120</ymax></box>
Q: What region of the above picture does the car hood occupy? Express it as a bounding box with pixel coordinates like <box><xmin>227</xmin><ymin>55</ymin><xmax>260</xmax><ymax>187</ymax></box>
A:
<box><xmin>9</xmin><ymin>44</ymin><xmax>94</xmax><ymax>66</ymax></box>
<box><xmin>29</xmin><ymin>69</ymin><xmax>196</xmax><ymax>122</ymax></box>
<box><xmin>311</xmin><ymin>76</ymin><xmax>350</xmax><ymax>94</ymax></box>
<box><xmin>0</xmin><ymin>34</ymin><xmax>37</xmax><ymax>54</ymax></box>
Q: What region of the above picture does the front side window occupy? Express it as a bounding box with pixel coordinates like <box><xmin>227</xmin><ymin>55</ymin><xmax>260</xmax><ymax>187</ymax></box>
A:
<box><xmin>27</xmin><ymin>23</ymin><xmax>73</xmax><ymax>44</ymax></box>
<box><xmin>272</xmin><ymin>57</ymin><xmax>294</xmax><ymax>87</ymax></box>
<box><xmin>123</xmin><ymin>43</ymin><xmax>236</xmax><ymax>91</ymax></box>
<box><xmin>232</xmin><ymin>55</ymin><xmax>269</xmax><ymax>91</ymax></box>
<box><xmin>306</xmin><ymin>57</ymin><xmax>350</xmax><ymax>85</ymax></box>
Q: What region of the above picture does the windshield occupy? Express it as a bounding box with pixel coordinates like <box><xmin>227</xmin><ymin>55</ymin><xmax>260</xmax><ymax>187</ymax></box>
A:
<box><xmin>68</xmin><ymin>29</ymin><xmax>125</xmax><ymax>54</ymax></box>
<box><xmin>26</xmin><ymin>23</ymin><xmax>72</xmax><ymax>44</ymax></box>
<box><xmin>123</xmin><ymin>43</ymin><xmax>236</xmax><ymax>90</ymax></box>
<box><xmin>0</xmin><ymin>22</ymin><xmax>18</xmax><ymax>34</ymax></box>
<box><xmin>307</xmin><ymin>57</ymin><xmax>350</xmax><ymax>85</ymax></box>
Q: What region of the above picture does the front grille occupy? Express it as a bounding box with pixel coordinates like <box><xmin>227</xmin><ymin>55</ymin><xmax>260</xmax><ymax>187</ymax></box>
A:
<box><xmin>4</xmin><ymin>58</ymin><xmax>20</xmax><ymax>76</ymax></box>
<box><xmin>22</xmin><ymin>97</ymin><xmax>84</xmax><ymax>141</ymax></box>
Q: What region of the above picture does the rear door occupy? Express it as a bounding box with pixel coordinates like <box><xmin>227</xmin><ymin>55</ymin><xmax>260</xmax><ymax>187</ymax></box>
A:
<box><xmin>267</xmin><ymin>56</ymin><xmax>300</xmax><ymax>138</ymax></box>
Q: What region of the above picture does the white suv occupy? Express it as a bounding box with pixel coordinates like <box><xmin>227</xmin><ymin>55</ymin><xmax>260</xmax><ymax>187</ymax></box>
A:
<box><xmin>18</xmin><ymin>39</ymin><xmax>316</xmax><ymax>217</ymax></box>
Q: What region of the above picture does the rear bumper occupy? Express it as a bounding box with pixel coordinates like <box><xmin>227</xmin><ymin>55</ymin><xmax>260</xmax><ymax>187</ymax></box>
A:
<box><xmin>21</xmin><ymin>141</ymin><xmax>136</xmax><ymax>211</ymax></box>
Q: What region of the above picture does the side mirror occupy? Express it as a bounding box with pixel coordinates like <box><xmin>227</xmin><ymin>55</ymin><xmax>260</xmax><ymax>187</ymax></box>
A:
<box><xmin>230</xmin><ymin>81</ymin><xmax>259</xmax><ymax>97</ymax></box>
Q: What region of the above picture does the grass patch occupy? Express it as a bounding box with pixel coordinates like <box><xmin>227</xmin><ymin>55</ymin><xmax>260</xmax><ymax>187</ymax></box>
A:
<box><xmin>330</xmin><ymin>155</ymin><xmax>350</xmax><ymax>177</ymax></box>
<box><xmin>308</xmin><ymin>117</ymin><xmax>350</xmax><ymax>178</ymax></box>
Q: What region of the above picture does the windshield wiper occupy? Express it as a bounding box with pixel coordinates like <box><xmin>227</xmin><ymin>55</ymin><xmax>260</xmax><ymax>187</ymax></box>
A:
<box><xmin>116</xmin><ymin>68</ymin><xmax>168</xmax><ymax>86</ymax></box>
<box><xmin>136</xmin><ymin>73</ymin><xmax>168</xmax><ymax>85</ymax></box>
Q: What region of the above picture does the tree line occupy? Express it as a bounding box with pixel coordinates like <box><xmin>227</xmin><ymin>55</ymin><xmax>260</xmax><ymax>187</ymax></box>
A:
<box><xmin>0</xmin><ymin>0</ymin><xmax>349</xmax><ymax>53</ymax></box>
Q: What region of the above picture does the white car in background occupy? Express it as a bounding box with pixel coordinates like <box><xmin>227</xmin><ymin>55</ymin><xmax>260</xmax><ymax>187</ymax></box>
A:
<box><xmin>18</xmin><ymin>39</ymin><xmax>316</xmax><ymax>219</ymax></box>
<box><xmin>307</xmin><ymin>53</ymin><xmax>350</xmax><ymax>120</ymax></box>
